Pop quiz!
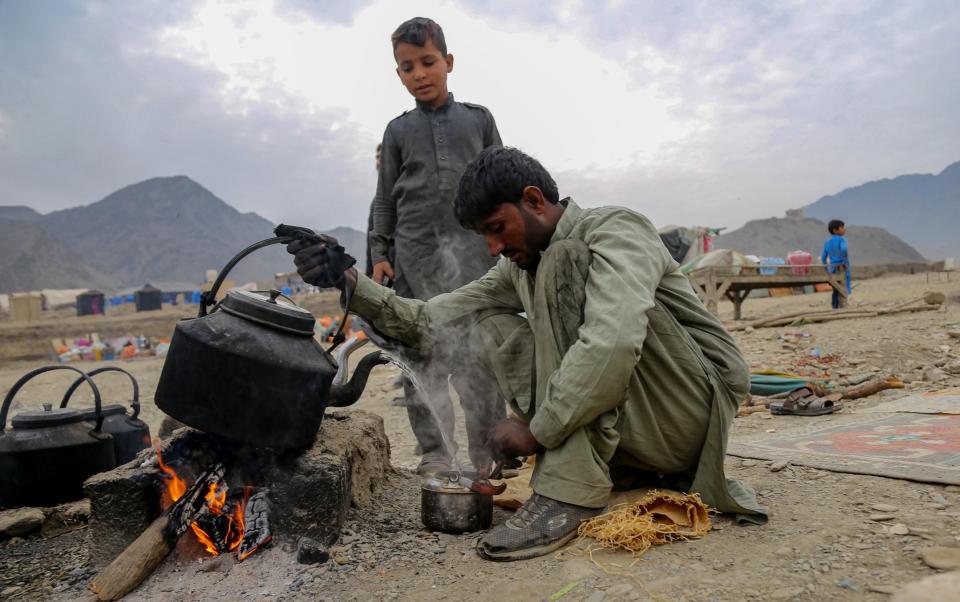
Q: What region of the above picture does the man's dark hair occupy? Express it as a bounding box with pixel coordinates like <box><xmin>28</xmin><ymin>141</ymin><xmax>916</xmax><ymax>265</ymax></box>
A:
<box><xmin>828</xmin><ymin>219</ymin><xmax>845</xmax><ymax>234</ymax></box>
<box><xmin>455</xmin><ymin>146</ymin><xmax>560</xmax><ymax>227</ymax></box>
<box><xmin>391</xmin><ymin>17</ymin><xmax>447</xmax><ymax>56</ymax></box>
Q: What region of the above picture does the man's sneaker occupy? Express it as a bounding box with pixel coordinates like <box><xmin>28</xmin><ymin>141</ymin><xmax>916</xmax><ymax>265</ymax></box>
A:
<box><xmin>416</xmin><ymin>452</ymin><xmax>454</xmax><ymax>478</ymax></box>
<box><xmin>477</xmin><ymin>493</ymin><xmax>605</xmax><ymax>561</ymax></box>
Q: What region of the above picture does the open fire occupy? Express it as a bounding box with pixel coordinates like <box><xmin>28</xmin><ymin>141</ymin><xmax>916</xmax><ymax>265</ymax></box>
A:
<box><xmin>156</xmin><ymin>446</ymin><xmax>265</xmax><ymax>560</ymax></box>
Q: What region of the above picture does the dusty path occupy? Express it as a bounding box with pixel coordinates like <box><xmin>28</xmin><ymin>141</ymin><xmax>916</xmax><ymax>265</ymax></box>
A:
<box><xmin>1</xmin><ymin>273</ymin><xmax>958</xmax><ymax>601</ymax></box>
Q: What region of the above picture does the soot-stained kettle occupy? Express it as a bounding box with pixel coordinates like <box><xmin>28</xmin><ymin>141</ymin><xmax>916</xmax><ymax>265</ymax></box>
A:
<box><xmin>60</xmin><ymin>366</ymin><xmax>151</xmax><ymax>465</ymax></box>
<box><xmin>0</xmin><ymin>365</ymin><xmax>116</xmax><ymax>508</ymax></box>
<box><xmin>154</xmin><ymin>225</ymin><xmax>389</xmax><ymax>449</ymax></box>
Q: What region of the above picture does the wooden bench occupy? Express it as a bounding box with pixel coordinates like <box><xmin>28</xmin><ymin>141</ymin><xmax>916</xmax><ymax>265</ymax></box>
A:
<box><xmin>687</xmin><ymin>265</ymin><xmax>847</xmax><ymax>319</ymax></box>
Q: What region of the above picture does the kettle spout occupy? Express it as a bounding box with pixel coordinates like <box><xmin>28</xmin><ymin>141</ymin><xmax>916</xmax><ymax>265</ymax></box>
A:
<box><xmin>327</xmin><ymin>351</ymin><xmax>390</xmax><ymax>407</ymax></box>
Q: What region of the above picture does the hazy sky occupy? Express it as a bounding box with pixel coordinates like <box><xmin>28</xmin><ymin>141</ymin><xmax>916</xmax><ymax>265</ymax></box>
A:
<box><xmin>1</xmin><ymin>0</ymin><xmax>958</xmax><ymax>232</ymax></box>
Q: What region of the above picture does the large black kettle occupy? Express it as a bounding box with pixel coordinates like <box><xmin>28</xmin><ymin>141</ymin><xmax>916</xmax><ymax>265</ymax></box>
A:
<box><xmin>154</xmin><ymin>227</ymin><xmax>388</xmax><ymax>449</ymax></box>
<box><xmin>0</xmin><ymin>365</ymin><xmax>116</xmax><ymax>508</ymax></box>
<box><xmin>60</xmin><ymin>366</ymin><xmax>151</xmax><ymax>465</ymax></box>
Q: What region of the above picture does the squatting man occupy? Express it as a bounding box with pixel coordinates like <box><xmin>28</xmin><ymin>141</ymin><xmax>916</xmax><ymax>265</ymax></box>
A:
<box><xmin>287</xmin><ymin>147</ymin><xmax>766</xmax><ymax>562</ymax></box>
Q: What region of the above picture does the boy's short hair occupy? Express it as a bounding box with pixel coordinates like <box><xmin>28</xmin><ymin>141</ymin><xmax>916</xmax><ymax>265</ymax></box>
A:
<box><xmin>391</xmin><ymin>17</ymin><xmax>447</xmax><ymax>56</ymax></box>
<box><xmin>828</xmin><ymin>219</ymin><xmax>845</xmax><ymax>234</ymax></box>
<box><xmin>455</xmin><ymin>146</ymin><xmax>560</xmax><ymax>228</ymax></box>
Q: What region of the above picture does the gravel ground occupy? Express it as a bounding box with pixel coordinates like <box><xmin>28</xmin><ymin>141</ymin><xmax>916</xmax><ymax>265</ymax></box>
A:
<box><xmin>1</xmin><ymin>272</ymin><xmax>959</xmax><ymax>601</ymax></box>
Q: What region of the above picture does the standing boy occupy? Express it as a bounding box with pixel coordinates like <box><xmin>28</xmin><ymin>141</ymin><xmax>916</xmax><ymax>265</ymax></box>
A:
<box><xmin>370</xmin><ymin>17</ymin><xmax>504</xmax><ymax>475</ymax></box>
<box><xmin>821</xmin><ymin>219</ymin><xmax>851</xmax><ymax>309</ymax></box>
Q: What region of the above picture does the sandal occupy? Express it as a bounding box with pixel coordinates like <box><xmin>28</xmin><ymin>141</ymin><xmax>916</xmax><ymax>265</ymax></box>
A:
<box><xmin>769</xmin><ymin>386</ymin><xmax>843</xmax><ymax>416</ymax></box>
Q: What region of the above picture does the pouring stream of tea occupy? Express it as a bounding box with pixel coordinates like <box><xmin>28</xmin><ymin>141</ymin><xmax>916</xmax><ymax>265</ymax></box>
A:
<box><xmin>381</xmin><ymin>354</ymin><xmax>464</xmax><ymax>476</ymax></box>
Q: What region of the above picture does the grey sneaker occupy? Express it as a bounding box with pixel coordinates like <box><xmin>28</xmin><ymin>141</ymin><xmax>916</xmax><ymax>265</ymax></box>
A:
<box><xmin>416</xmin><ymin>452</ymin><xmax>454</xmax><ymax>477</ymax></box>
<box><xmin>477</xmin><ymin>493</ymin><xmax>605</xmax><ymax>561</ymax></box>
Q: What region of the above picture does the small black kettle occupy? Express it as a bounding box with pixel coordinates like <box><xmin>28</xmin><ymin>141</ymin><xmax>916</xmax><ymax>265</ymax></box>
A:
<box><xmin>0</xmin><ymin>365</ymin><xmax>116</xmax><ymax>508</ymax></box>
<box><xmin>60</xmin><ymin>366</ymin><xmax>151</xmax><ymax>465</ymax></box>
<box><xmin>154</xmin><ymin>226</ymin><xmax>388</xmax><ymax>449</ymax></box>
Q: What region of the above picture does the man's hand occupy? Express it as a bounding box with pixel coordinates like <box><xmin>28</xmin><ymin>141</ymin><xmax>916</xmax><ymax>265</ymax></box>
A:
<box><xmin>286</xmin><ymin>238</ymin><xmax>356</xmax><ymax>290</ymax></box>
<box><xmin>485</xmin><ymin>417</ymin><xmax>540</xmax><ymax>458</ymax></box>
<box><xmin>372</xmin><ymin>260</ymin><xmax>395</xmax><ymax>286</ymax></box>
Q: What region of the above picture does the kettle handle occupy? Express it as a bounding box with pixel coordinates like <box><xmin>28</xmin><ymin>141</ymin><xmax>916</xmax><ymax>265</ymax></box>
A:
<box><xmin>1</xmin><ymin>365</ymin><xmax>105</xmax><ymax>433</ymax></box>
<box><xmin>199</xmin><ymin>236</ymin><xmax>293</xmax><ymax>317</ymax></box>
<box><xmin>59</xmin><ymin>366</ymin><xmax>141</xmax><ymax>419</ymax></box>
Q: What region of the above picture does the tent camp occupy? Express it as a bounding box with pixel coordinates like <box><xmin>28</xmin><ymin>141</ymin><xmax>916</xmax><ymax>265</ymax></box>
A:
<box><xmin>134</xmin><ymin>284</ymin><xmax>162</xmax><ymax>312</ymax></box>
<box><xmin>76</xmin><ymin>290</ymin><xmax>106</xmax><ymax>316</ymax></box>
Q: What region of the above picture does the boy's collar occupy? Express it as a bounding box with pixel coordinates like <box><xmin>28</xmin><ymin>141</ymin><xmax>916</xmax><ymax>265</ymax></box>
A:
<box><xmin>416</xmin><ymin>92</ymin><xmax>455</xmax><ymax>113</ymax></box>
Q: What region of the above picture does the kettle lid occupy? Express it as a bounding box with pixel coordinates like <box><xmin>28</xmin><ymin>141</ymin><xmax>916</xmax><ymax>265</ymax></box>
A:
<box><xmin>12</xmin><ymin>403</ymin><xmax>86</xmax><ymax>429</ymax></box>
<box><xmin>220</xmin><ymin>290</ymin><xmax>316</xmax><ymax>336</ymax></box>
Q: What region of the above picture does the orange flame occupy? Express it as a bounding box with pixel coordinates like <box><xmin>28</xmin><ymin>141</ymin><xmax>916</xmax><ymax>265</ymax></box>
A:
<box><xmin>155</xmin><ymin>444</ymin><xmax>248</xmax><ymax>557</ymax></box>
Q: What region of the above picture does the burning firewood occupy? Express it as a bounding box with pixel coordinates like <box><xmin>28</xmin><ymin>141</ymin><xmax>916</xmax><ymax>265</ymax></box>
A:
<box><xmin>238</xmin><ymin>488</ymin><xmax>272</xmax><ymax>561</ymax></box>
<box><xmin>89</xmin><ymin>463</ymin><xmax>226</xmax><ymax>601</ymax></box>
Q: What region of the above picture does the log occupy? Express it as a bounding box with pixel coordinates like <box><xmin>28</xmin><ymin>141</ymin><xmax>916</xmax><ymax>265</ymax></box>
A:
<box><xmin>730</xmin><ymin>303</ymin><xmax>942</xmax><ymax>331</ymax></box>
<box><xmin>89</xmin><ymin>463</ymin><xmax>225</xmax><ymax>601</ymax></box>
<box><xmin>737</xmin><ymin>405</ymin><xmax>769</xmax><ymax>416</ymax></box>
<box><xmin>840</xmin><ymin>376</ymin><xmax>904</xmax><ymax>400</ymax></box>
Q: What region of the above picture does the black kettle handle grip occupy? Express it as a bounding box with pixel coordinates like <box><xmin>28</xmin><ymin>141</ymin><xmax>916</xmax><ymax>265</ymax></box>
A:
<box><xmin>60</xmin><ymin>366</ymin><xmax>141</xmax><ymax>419</ymax></box>
<box><xmin>199</xmin><ymin>235</ymin><xmax>297</xmax><ymax>317</ymax></box>
<box><xmin>1</xmin><ymin>365</ymin><xmax>105</xmax><ymax>432</ymax></box>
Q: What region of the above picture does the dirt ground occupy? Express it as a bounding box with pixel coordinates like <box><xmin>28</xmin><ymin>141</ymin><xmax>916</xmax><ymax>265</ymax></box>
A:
<box><xmin>1</xmin><ymin>272</ymin><xmax>959</xmax><ymax>601</ymax></box>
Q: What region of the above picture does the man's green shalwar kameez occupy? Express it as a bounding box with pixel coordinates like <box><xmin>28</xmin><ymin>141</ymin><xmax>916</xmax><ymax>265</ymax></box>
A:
<box><xmin>350</xmin><ymin>199</ymin><xmax>766</xmax><ymax>519</ymax></box>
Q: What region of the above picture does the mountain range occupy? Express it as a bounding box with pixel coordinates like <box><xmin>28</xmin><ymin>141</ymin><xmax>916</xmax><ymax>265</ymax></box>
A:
<box><xmin>0</xmin><ymin>176</ymin><xmax>366</xmax><ymax>294</ymax></box>
<box><xmin>803</xmin><ymin>161</ymin><xmax>959</xmax><ymax>260</ymax></box>
<box><xmin>1</xmin><ymin>160</ymin><xmax>954</xmax><ymax>294</ymax></box>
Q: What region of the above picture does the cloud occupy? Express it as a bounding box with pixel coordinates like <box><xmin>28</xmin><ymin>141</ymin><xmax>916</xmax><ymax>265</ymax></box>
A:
<box><xmin>1</xmin><ymin>0</ymin><xmax>958</xmax><ymax>236</ymax></box>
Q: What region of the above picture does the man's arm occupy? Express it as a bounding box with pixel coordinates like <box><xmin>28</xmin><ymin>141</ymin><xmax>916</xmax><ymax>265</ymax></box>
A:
<box><xmin>528</xmin><ymin>210</ymin><xmax>671</xmax><ymax>449</ymax></box>
<box><xmin>820</xmin><ymin>240</ymin><xmax>830</xmax><ymax>266</ymax></box>
<box><xmin>370</xmin><ymin>127</ymin><xmax>400</xmax><ymax>266</ymax></box>
<box><xmin>349</xmin><ymin>260</ymin><xmax>523</xmax><ymax>350</ymax></box>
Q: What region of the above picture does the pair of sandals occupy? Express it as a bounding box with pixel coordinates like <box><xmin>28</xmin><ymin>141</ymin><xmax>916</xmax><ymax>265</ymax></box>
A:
<box><xmin>769</xmin><ymin>386</ymin><xmax>843</xmax><ymax>416</ymax></box>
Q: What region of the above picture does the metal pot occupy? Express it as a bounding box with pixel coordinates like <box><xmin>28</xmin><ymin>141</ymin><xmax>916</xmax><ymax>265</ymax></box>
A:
<box><xmin>60</xmin><ymin>366</ymin><xmax>151</xmax><ymax>465</ymax></box>
<box><xmin>0</xmin><ymin>365</ymin><xmax>116</xmax><ymax>508</ymax></box>
<box><xmin>421</xmin><ymin>471</ymin><xmax>494</xmax><ymax>534</ymax></box>
<box><xmin>154</xmin><ymin>227</ymin><xmax>388</xmax><ymax>449</ymax></box>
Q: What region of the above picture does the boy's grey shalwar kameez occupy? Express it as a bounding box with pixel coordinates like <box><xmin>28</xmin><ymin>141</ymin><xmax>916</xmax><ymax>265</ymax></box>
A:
<box><xmin>370</xmin><ymin>93</ymin><xmax>504</xmax><ymax>467</ymax></box>
<box><xmin>352</xmin><ymin>199</ymin><xmax>766</xmax><ymax>519</ymax></box>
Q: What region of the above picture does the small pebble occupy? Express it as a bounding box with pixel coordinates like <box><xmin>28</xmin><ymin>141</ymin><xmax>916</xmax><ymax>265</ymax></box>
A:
<box><xmin>889</xmin><ymin>524</ymin><xmax>910</xmax><ymax>535</ymax></box>
<box><xmin>869</xmin><ymin>514</ymin><xmax>896</xmax><ymax>521</ymax></box>
<box><xmin>871</xmin><ymin>503</ymin><xmax>899</xmax><ymax>513</ymax></box>
<box><xmin>770</xmin><ymin>460</ymin><xmax>790</xmax><ymax>472</ymax></box>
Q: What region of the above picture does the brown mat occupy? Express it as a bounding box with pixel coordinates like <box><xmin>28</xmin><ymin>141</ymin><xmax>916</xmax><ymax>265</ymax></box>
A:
<box><xmin>728</xmin><ymin>413</ymin><xmax>960</xmax><ymax>485</ymax></box>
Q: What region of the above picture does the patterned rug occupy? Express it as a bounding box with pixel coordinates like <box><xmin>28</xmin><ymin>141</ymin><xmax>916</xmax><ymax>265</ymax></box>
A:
<box><xmin>728</xmin><ymin>414</ymin><xmax>960</xmax><ymax>485</ymax></box>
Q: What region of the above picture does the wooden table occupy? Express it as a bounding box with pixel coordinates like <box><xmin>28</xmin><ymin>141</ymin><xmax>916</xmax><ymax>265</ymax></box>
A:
<box><xmin>687</xmin><ymin>265</ymin><xmax>848</xmax><ymax>319</ymax></box>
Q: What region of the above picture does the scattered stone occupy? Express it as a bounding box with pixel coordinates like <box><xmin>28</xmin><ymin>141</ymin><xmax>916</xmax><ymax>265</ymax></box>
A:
<box><xmin>919</xmin><ymin>546</ymin><xmax>960</xmax><ymax>570</ymax></box>
<box><xmin>889</xmin><ymin>524</ymin><xmax>910</xmax><ymax>535</ymax></box>
<box><xmin>297</xmin><ymin>537</ymin><xmax>330</xmax><ymax>565</ymax></box>
<box><xmin>922</xmin><ymin>367</ymin><xmax>949</xmax><ymax>382</ymax></box>
<box><xmin>836</xmin><ymin>576</ymin><xmax>859</xmax><ymax>591</ymax></box>
<box><xmin>943</xmin><ymin>361</ymin><xmax>960</xmax><ymax>375</ymax></box>
<box><xmin>869</xmin><ymin>514</ymin><xmax>896</xmax><ymax>521</ymax></box>
<box><xmin>930</xmin><ymin>492</ymin><xmax>950</xmax><ymax>505</ymax></box>
<box><xmin>770</xmin><ymin>460</ymin><xmax>790</xmax><ymax>472</ymax></box>
<box><xmin>1</xmin><ymin>586</ymin><xmax>22</xmax><ymax>597</ymax></box>
<box><xmin>871</xmin><ymin>503</ymin><xmax>899</xmax><ymax>513</ymax></box>
<box><xmin>892</xmin><ymin>571</ymin><xmax>960</xmax><ymax>602</ymax></box>
<box><xmin>741</xmin><ymin>459</ymin><xmax>758</xmax><ymax>467</ymax></box>
<box><xmin>0</xmin><ymin>507</ymin><xmax>46</xmax><ymax>538</ymax></box>
<box><xmin>867</xmin><ymin>584</ymin><xmax>898</xmax><ymax>594</ymax></box>
<box><xmin>744</xmin><ymin>326</ymin><xmax>755</xmax><ymax>333</ymax></box>
<box><xmin>333</xmin><ymin>556</ymin><xmax>349</xmax><ymax>565</ymax></box>
<box><xmin>584</xmin><ymin>590</ymin><xmax>607</xmax><ymax>602</ymax></box>
<box><xmin>947</xmin><ymin>330</ymin><xmax>960</xmax><ymax>341</ymax></box>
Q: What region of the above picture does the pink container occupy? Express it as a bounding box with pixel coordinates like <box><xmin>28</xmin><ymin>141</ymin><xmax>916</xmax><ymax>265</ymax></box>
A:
<box><xmin>787</xmin><ymin>250</ymin><xmax>813</xmax><ymax>275</ymax></box>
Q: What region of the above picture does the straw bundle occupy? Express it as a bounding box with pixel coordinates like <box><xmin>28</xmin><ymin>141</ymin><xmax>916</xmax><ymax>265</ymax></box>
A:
<box><xmin>577</xmin><ymin>490</ymin><xmax>712</xmax><ymax>556</ymax></box>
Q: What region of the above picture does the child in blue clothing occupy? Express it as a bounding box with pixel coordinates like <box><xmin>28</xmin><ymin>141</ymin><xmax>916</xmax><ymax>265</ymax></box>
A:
<box><xmin>821</xmin><ymin>219</ymin><xmax>851</xmax><ymax>309</ymax></box>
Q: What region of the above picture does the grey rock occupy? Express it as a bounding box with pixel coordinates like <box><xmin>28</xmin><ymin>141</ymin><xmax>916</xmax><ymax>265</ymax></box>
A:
<box><xmin>889</xmin><ymin>523</ymin><xmax>910</xmax><ymax>535</ymax></box>
<box><xmin>871</xmin><ymin>503</ymin><xmax>899</xmax><ymax>513</ymax></box>
<box><xmin>893</xmin><ymin>571</ymin><xmax>960</xmax><ymax>602</ymax></box>
<box><xmin>869</xmin><ymin>514</ymin><xmax>896</xmax><ymax>521</ymax></box>
<box><xmin>297</xmin><ymin>537</ymin><xmax>330</xmax><ymax>564</ymax></box>
<box><xmin>919</xmin><ymin>546</ymin><xmax>960</xmax><ymax>570</ymax></box>
<box><xmin>770</xmin><ymin>460</ymin><xmax>790</xmax><ymax>472</ymax></box>
<box><xmin>0</xmin><ymin>507</ymin><xmax>44</xmax><ymax>537</ymax></box>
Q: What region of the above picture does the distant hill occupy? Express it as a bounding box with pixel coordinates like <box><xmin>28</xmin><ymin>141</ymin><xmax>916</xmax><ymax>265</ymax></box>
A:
<box><xmin>715</xmin><ymin>217</ymin><xmax>925</xmax><ymax>265</ymax></box>
<box><xmin>0</xmin><ymin>218</ymin><xmax>117</xmax><ymax>293</ymax></box>
<box><xmin>0</xmin><ymin>206</ymin><xmax>42</xmax><ymax>222</ymax></box>
<box><xmin>803</xmin><ymin>162</ymin><xmax>960</xmax><ymax>260</ymax></box>
<box><xmin>0</xmin><ymin>176</ymin><xmax>368</xmax><ymax>291</ymax></box>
